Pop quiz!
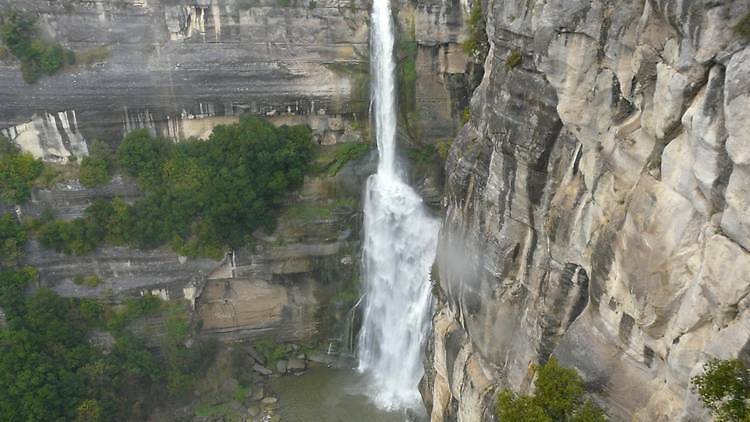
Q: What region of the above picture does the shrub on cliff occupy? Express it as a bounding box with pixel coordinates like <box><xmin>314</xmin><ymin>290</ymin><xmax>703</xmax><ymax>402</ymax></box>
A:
<box><xmin>38</xmin><ymin>116</ymin><xmax>313</xmax><ymax>258</ymax></box>
<box><xmin>79</xmin><ymin>141</ymin><xmax>114</xmax><ymax>188</ymax></box>
<box><xmin>0</xmin><ymin>136</ymin><xmax>44</xmax><ymax>204</ymax></box>
<box><xmin>0</xmin><ymin>11</ymin><xmax>73</xmax><ymax>83</ymax></box>
<box><xmin>116</xmin><ymin>116</ymin><xmax>313</xmax><ymax>256</ymax></box>
<box><xmin>692</xmin><ymin>358</ymin><xmax>750</xmax><ymax>421</ymax></box>
<box><xmin>36</xmin><ymin>198</ymin><xmax>113</xmax><ymax>255</ymax></box>
<box><xmin>496</xmin><ymin>358</ymin><xmax>606</xmax><ymax>421</ymax></box>
<box><xmin>0</xmin><ymin>213</ymin><xmax>28</xmax><ymax>268</ymax></box>
<box><xmin>462</xmin><ymin>0</ymin><xmax>489</xmax><ymax>63</ymax></box>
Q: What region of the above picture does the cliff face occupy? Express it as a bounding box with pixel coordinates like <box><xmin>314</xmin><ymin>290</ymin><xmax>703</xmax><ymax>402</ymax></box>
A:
<box><xmin>427</xmin><ymin>0</ymin><xmax>750</xmax><ymax>420</ymax></box>
<box><xmin>0</xmin><ymin>0</ymin><xmax>469</xmax><ymax>345</ymax></box>
<box><xmin>0</xmin><ymin>0</ymin><xmax>370</xmax><ymax>152</ymax></box>
<box><xmin>0</xmin><ymin>0</ymin><xmax>470</xmax><ymax>159</ymax></box>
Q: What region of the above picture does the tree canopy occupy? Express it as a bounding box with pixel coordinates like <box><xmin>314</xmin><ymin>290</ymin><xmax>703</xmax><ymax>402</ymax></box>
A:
<box><xmin>496</xmin><ymin>358</ymin><xmax>606</xmax><ymax>421</ymax></box>
<box><xmin>692</xmin><ymin>358</ymin><xmax>750</xmax><ymax>421</ymax></box>
<box><xmin>0</xmin><ymin>136</ymin><xmax>43</xmax><ymax>204</ymax></box>
<box><xmin>79</xmin><ymin>141</ymin><xmax>114</xmax><ymax>188</ymax></box>
<box><xmin>0</xmin><ymin>268</ymin><xmax>216</xmax><ymax>421</ymax></box>
<box><xmin>38</xmin><ymin>116</ymin><xmax>313</xmax><ymax>258</ymax></box>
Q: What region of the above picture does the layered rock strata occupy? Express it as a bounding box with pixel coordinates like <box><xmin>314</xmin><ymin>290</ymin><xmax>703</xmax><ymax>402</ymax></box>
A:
<box><xmin>426</xmin><ymin>0</ymin><xmax>750</xmax><ymax>420</ymax></box>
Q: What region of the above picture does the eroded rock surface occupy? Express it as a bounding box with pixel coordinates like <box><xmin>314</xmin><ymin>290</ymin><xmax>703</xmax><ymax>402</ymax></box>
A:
<box><xmin>426</xmin><ymin>0</ymin><xmax>750</xmax><ymax>420</ymax></box>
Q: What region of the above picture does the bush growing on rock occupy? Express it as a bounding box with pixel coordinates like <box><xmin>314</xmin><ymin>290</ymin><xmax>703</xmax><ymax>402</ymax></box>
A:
<box><xmin>0</xmin><ymin>213</ymin><xmax>27</xmax><ymax>268</ymax></box>
<box><xmin>37</xmin><ymin>116</ymin><xmax>313</xmax><ymax>258</ymax></box>
<box><xmin>117</xmin><ymin>116</ymin><xmax>313</xmax><ymax>256</ymax></box>
<box><xmin>495</xmin><ymin>358</ymin><xmax>606</xmax><ymax>421</ymax></box>
<box><xmin>0</xmin><ymin>11</ymin><xmax>73</xmax><ymax>83</ymax></box>
<box><xmin>462</xmin><ymin>0</ymin><xmax>489</xmax><ymax>62</ymax></box>
<box><xmin>36</xmin><ymin>198</ymin><xmax>113</xmax><ymax>255</ymax></box>
<box><xmin>692</xmin><ymin>358</ymin><xmax>750</xmax><ymax>421</ymax></box>
<box><xmin>79</xmin><ymin>141</ymin><xmax>114</xmax><ymax>188</ymax></box>
<box><xmin>505</xmin><ymin>50</ymin><xmax>523</xmax><ymax>69</ymax></box>
<box><xmin>0</xmin><ymin>136</ymin><xmax>44</xmax><ymax>204</ymax></box>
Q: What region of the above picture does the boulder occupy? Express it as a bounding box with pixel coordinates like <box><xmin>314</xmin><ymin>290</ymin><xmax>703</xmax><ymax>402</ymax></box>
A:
<box><xmin>252</xmin><ymin>363</ymin><xmax>272</xmax><ymax>376</ymax></box>
<box><xmin>287</xmin><ymin>358</ymin><xmax>306</xmax><ymax>373</ymax></box>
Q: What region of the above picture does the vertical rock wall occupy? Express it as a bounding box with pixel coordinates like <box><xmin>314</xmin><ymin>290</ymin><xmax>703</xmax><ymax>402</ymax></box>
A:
<box><xmin>428</xmin><ymin>0</ymin><xmax>750</xmax><ymax>420</ymax></box>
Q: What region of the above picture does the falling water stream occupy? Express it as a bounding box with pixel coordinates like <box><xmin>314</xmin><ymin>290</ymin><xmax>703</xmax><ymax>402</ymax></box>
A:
<box><xmin>357</xmin><ymin>0</ymin><xmax>441</xmax><ymax>411</ymax></box>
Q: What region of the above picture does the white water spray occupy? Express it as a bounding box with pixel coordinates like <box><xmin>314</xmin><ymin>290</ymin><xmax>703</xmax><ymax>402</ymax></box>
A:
<box><xmin>357</xmin><ymin>0</ymin><xmax>440</xmax><ymax>410</ymax></box>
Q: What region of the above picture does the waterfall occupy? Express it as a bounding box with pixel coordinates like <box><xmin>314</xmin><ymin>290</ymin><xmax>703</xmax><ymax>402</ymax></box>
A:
<box><xmin>357</xmin><ymin>0</ymin><xmax>441</xmax><ymax>411</ymax></box>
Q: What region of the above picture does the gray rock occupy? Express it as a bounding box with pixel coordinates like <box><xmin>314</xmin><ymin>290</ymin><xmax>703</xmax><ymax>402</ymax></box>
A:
<box><xmin>261</xmin><ymin>396</ymin><xmax>278</xmax><ymax>405</ymax></box>
<box><xmin>286</xmin><ymin>358</ymin><xmax>306</xmax><ymax>373</ymax></box>
<box><xmin>275</xmin><ymin>360</ymin><xmax>288</xmax><ymax>374</ymax></box>
<box><xmin>425</xmin><ymin>0</ymin><xmax>750</xmax><ymax>421</ymax></box>
<box><xmin>252</xmin><ymin>364</ymin><xmax>272</xmax><ymax>376</ymax></box>
<box><xmin>250</xmin><ymin>385</ymin><xmax>264</xmax><ymax>402</ymax></box>
<box><xmin>245</xmin><ymin>345</ymin><xmax>265</xmax><ymax>366</ymax></box>
<box><xmin>307</xmin><ymin>351</ymin><xmax>334</xmax><ymax>365</ymax></box>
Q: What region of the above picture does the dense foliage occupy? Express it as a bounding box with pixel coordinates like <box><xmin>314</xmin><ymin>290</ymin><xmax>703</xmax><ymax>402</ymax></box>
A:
<box><xmin>0</xmin><ymin>11</ymin><xmax>74</xmax><ymax>84</ymax></box>
<box><xmin>692</xmin><ymin>358</ymin><xmax>750</xmax><ymax>421</ymax></box>
<box><xmin>120</xmin><ymin>116</ymin><xmax>313</xmax><ymax>256</ymax></box>
<box><xmin>36</xmin><ymin>199</ymin><xmax>113</xmax><ymax>255</ymax></box>
<box><xmin>0</xmin><ymin>213</ymin><xmax>27</xmax><ymax>268</ymax></box>
<box><xmin>0</xmin><ymin>136</ymin><xmax>44</xmax><ymax>204</ymax></box>
<box><xmin>79</xmin><ymin>141</ymin><xmax>114</xmax><ymax>188</ymax></box>
<box><xmin>0</xmin><ymin>268</ymin><xmax>216</xmax><ymax>421</ymax></box>
<box><xmin>496</xmin><ymin>358</ymin><xmax>606</xmax><ymax>421</ymax></box>
<box><xmin>37</xmin><ymin>116</ymin><xmax>313</xmax><ymax>258</ymax></box>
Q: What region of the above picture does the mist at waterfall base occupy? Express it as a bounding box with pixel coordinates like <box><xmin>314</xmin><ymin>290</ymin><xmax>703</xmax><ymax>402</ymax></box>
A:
<box><xmin>356</xmin><ymin>0</ymin><xmax>441</xmax><ymax>412</ymax></box>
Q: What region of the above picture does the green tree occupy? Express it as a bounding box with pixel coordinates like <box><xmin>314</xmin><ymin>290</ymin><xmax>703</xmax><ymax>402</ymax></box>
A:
<box><xmin>117</xmin><ymin>130</ymin><xmax>171</xmax><ymax>189</ymax></box>
<box><xmin>534</xmin><ymin>357</ymin><xmax>586</xmax><ymax>419</ymax></box>
<box><xmin>41</xmin><ymin>116</ymin><xmax>313</xmax><ymax>258</ymax></box>
<box><xmin>571</xmin><ymin>400</ymin><xmax>608</xmax><ymax>422</ymax></box>
<box><xmin>75</xmin><ymin>399</ymin><xmax>103</xmax><ymax>422</ymax></box>
<box><xmin>36</xmin><ymin>200</ymin><xmax>116</xmax><ymax>255</ymax></box>
<box><xmin>0</xmin><ymin>136</ymin><xmax>44</xmax><ymax>204</ymax></box>
<box><xmin>0</xmin><ymin>213</ymin><xmax>27</xmax><ymax>268</ymax></box>
<box><xmin>692</xmin><ymin>358</ymin><xmax>750</xmax><ymax>421</ymax></box>
<box><xmin>497</xmin><ymin>390</ymin><xmax>551</xmax><ymax>422</ymax></box>
<box><xmin>496</xmin><ymin>358</ymin><xmax>607</xmax><ymax>421</ymax></box>
<box><xmin>79</xmin><ymin>156</ymin><xmax>111</xmax><ymax>187</ymax></box>
<box><xmin>79</xmin><ymin>141</ymin><xmax>113</xmax><ymax>188</ymax></box>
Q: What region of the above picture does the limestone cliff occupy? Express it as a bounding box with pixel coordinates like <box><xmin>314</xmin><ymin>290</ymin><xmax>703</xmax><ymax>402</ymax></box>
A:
<box><xmin>426</xmin><ymin>0</ymin><xmax>750</xmax><ymax>420</ymax></box>
<box><xmin>0</xmin><ymin>0</ymin><xmax>469</xmax><ymax>347</ymax></box>
<box><xmin>0</xmin><ymin>0</ymin><xmax>470</xmax><ymax>159</ymax></box>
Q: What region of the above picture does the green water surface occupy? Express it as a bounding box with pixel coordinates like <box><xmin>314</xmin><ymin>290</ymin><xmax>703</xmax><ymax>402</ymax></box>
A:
<box><xmin>269</xmin><ymin>367</ymin><xmax>426</xmax><ymax>422</ymax></box>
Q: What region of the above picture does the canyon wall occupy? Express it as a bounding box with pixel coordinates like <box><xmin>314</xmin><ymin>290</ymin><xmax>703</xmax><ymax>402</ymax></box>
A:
<box><xmin>0</xmin><ymin>0</ymin><xmax>470</xmax><ymax>158</ymax></box>
<box><xmin>0</xmin><ymin>0</ymin><xmax>470</xmax><ymax>345</ymax></box>
<box><xmin>426</xmin><ymin>0</ymin><xmax>750</xmax><ymax>420</ymax></box>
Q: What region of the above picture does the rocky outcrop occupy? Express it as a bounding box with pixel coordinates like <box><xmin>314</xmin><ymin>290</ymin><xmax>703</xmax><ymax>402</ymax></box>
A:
<box><xmin>196</xmin><ymin>151</ymin><xmax>374</xmax><ymax>343</ymax></box>
<box><xmin>427</xmin><ymin>0</ymin><xmax>750</xmax><ymax>420</ymax></box>
<box><xmin>0</xmin><ymin>0</ymin><xmax>468</xmax><ymax>160</ymax></box>
<box><xmin>0</xmin><ymin>0</ymin><xmax>370</xmax><ymax>148</ymax></box>
<box><xmin>0</xmin><ymin>0</ymin><xmax>468</xmax><ymax>347</ymax></box>
<box><xmin>18</xmin><ymin>144</ymin><xmax>373</xmax><ymax>348</ymax></box>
